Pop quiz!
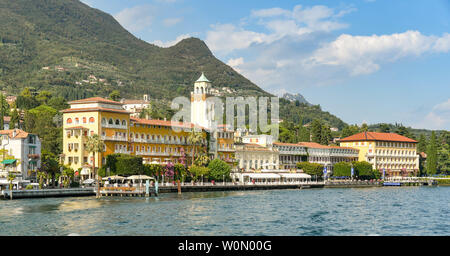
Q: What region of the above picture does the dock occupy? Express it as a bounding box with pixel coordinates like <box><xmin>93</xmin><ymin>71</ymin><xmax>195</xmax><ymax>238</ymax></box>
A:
<box><xmin>1</xmin><ymin>188</ymin><xmax>95</xmax><ymax>200</ymax></box>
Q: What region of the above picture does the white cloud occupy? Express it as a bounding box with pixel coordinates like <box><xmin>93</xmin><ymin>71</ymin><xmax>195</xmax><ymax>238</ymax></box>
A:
<box><xmin>416</xmin><ymin>99</ymin><xmax>450</xmax><ymax>130</ymax></box>
<box><xmin>251</xmin><ymin>7</ymin><xmax>291</xmax><ymax>18</ymax></box>
<box><xmin>114</xmin><ymin>5</ymin><xmax>156</xmax><ymax>33</ymax></box>
<box><xmin>308</xmin><ymin>31</ymin><xmax>450</xmax><ymax>76</ymax></box>
<box><xmin>163</xmin><ymin>17</ymin><xmax>183</xmax><ymax>27</ymax></box>
<box><xmin>151</xmin><ymin>34</ymin><xmax>191</xmax><ymax>47</ymax></box>
<box><xmin>206</xmin><ymin>5</ymin><xmax>354</xmax><ymax>54</ymax></box>
<box><xmin>226</xmin><ymin>57</ymin><xmax>244</xmax><ymax>72</ymax></box>
<box><xmin>206</xmin><ymin>24</ymin><xmax>270</xmax><ymax>54</ymax></box>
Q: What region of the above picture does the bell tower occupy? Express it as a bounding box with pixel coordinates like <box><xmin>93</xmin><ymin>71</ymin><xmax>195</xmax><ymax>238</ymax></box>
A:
<box><xmin>191</xmin><ymin>72</ymin><xmax>214</xmax><ymax>129</ymax></box>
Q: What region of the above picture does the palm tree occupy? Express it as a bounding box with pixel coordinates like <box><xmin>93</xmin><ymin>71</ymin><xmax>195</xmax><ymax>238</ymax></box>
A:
<box><xmin>187</xmin><ymin>128</ymin><xmax>204</xmax><ymax>166</ymax></box>
<box><xmin>7</xmin><ymin>173</ymin><xmax>16</xmax><ymax>191</ymax></box>
<box><xmin>37</xmin><ymin>171</ymin><xmax>46</xmax><ymax>189</ymax></box>
<box><xmin>85</xmin><ymin>134</ymin><xmax>105</xmax><ymax>198</ymax></box>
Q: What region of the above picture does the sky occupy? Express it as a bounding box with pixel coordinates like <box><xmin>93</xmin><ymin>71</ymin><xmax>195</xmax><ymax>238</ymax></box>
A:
<box><xmin>80</xmin><ymin>0</ymin><xmax>450</xmax><ymax>131</ymax></box>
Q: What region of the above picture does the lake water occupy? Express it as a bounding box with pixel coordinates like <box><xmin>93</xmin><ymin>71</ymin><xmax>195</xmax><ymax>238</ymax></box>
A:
<box><xmin>0</xmin><ymin>186</ymin><xmax>449</xmax><ymax>236</ymax></box>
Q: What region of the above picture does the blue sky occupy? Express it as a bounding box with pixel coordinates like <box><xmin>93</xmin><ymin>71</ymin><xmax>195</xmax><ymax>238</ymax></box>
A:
<box><xmin>81</xmin><ymin>0</ymin><xmax>450</xmax><ymax>131</ymax></box>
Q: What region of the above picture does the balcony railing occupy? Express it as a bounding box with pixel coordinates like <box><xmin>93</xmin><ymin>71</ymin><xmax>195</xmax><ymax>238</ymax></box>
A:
<box><xmin>101</xmin><ymin>136</ymin><xmax>128</xmax><ymax>142</ymax></box>
<box><xmin>114</xmin><ymin>150</ymin><xmax>131</xmax><ymax>154</ymax></box>
<box><xmin>102</xmin><ymin>123</ymin><xmax>128</xmax><ymax>130</ymax></box>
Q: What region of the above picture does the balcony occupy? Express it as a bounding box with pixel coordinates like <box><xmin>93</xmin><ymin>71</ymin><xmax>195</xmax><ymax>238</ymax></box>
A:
<box><xmin>114</xmin><ymin>150</ymin><xmax>131</xmax><ymax>154</ymax></box>
<box><xmin>218</xmin><ymin>147</ymin><xmax>236</xmax><ymax>152</ymax></box>
<box><xmin>101</xmin><ymin>136</ymin><xmax>128</xmax><ymax>142</ymax></box>
<box><xmin>102</xmin><ymin>123</ymin><xmax>128</xmax><ymax>130</ymax></box>
<box><xmin>28</xmin><ymin>154</ymin><xmax>40</xmax><ymax>159</ymax></box>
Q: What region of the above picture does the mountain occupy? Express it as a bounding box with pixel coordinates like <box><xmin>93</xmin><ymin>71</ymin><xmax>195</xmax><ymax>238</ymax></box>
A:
<box><xmin>0</xmin><ymin>0</ymin><xmax>347</xmax><ymax>129</ymax></box>
<box><xmin>282</xmin><ymin>93</ymin><xmax>311</xmax><ymax>106</ymax></box>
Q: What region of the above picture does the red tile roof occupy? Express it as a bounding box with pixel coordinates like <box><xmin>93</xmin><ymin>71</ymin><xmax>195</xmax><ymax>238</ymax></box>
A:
<box><xmin>130</xmin><ymin>117</ymin><xmax>203</xmax><ymax>130</ymax></box>
<box><xmin>0</xmin><ymin>129</ymin><xmax>31</xmax><ymax>139</ymax></box>
<box><xmin>61</xmin><ymin>107</ymin><xmax>130</xmax><ymax>114</ymax></box>
<box><xmin>339</xmin><ymin>132</ymin><xmax>417</xmax><ymax>143</ymax></box>
<box><xmin>68</xmin><ymin>97</ymin><xmax>123</xmax><ymax>105</ymax></box>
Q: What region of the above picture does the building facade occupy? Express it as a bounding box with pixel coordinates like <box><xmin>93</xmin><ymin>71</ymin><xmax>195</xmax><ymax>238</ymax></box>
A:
<box><xmin>235</xmin><ymin>143</ymin><xmax>279</xmax><ymax>172</ymax></box>
<box><xmin>62</xmin><ymin>97</ymin><xmax>207</xmax><ymax>179</ymax></box>
<box><xmin>339</xmin><ymin>132</ymin><xmax>419</xmax><ymax>176</ymax></box>
<box><xmin>0</xmin><ymin>129</ymin><xmax>41</xmax><ymax>181</ymax></box>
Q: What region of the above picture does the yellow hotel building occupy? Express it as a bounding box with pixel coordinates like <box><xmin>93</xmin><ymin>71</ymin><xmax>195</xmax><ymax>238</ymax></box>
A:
<box><xmin>339</xmin><ymin>132</ymin><xmax>419</xmax><ymax>177</ymax></box>
<box><xmin>61</xmin><ymin>97</ymin><xmax>206</xmax><ymax>179</ymax></box>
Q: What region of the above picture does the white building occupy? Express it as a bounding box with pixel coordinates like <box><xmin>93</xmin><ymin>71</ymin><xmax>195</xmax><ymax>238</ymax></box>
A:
<box><xmin>235</xmin><ymin>143</ymin><xmax>279</xmax><ymax>172</ymax></box>
<box><xmin>121</xmin><ymin>95</ymin><xmax>150</xmax><ymax>117</ymax></box>
<box><xmin>242</xmin><ymin>134</ymin><xmax>274</xmax><ymax>147</ymax></box>
<box><xmin>190</xmin><ymin>73</ymin><xmax>215</xmax><ymax>130</ymax></box>
<box><xmin>0</xmin><ymin>129</ymin><xmax>41</xmax><ymax>181</ymax></box>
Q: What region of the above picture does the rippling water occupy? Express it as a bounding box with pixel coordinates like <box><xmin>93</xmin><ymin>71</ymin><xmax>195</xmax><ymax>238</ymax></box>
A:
<box><xmin>0</xmin><ymin>187</ymin><xmax>449</xmax><ymax>236</ymax></box>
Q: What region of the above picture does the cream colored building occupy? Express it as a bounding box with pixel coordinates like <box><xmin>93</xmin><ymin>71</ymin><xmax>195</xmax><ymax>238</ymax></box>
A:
<box><xmin>339</xmin><ymin>132</ymin><xmax>419</xmax><ymax>176</ymax></box>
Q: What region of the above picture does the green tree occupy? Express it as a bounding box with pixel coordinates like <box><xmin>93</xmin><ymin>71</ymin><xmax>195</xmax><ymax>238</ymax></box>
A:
<box><xmin>187</xmin><ymin>128</ymin><xmax>204</xmax><ymax>166</ymax></box>
<box><xmin>379</xmin><ymin>123</ymin><xmax>390</xmax><ymax>133</ymax></box>
<box><xmin>320</xmin><ymin>125</ymin><xmax>332</xmax><ymax>145</ymax></box>
<box><xmin>85</xmin><ymin>134</ymin><xmax>105</xmax><ymax>197</ymax></box>
<box><xmin>208</xmin><ymin>159</ymin><xmax>231</xmax><ymax>181</ymax></box>
<box><xmin>361</xmin><ymin>123</ymin><xmax>369</xmax><ymax>132</ymax></box>
<box><xmin>333</xmin><ymin>162</ymin><xmax>352</xmax><ymax>177</ymax></box>
<box><xmin>188</xmin><ymin>165</ymin><xmax>209</xmax><ymax>182</ymax></box>
<box><xmin>417</xmin><ymin>134</ymin><xmax>427</xmax><ymax>153</ymax></box>
<box><xmin>311</xmin><ymin>119</ymin><xmax>322</xmax><ymax>143</ymax></box>
<box><xmin>426</xmin><ymin>131</ymin><xmax>438</xmax><ymax>176</ymax></box>
<box><xmin>0</xmin><ymin>93</ymin><xmax>5</xmax><ymax>129</ymax></box>
<box><xmin>437</xmin><ymin>142</ymin><xmax>450</xmax><ymax>175</ymax></box>
<box><xmin>9</xmin><ymin>104</ymin><xmax>20</xmax><ymax>129</ymax></box>
<box><xmin>25</xmin><ymin>105</ymin><xmax>62</xmax><ymax>155</ymax></box>
<box><xmin>352</xmin><ymin>161</ymin><xmax>374</xmax><ymax>180</ymax></box>
<box><xmin>296</xmin><ymin>162</ymin><xmax>324</xmax><ymax>179</ymax></box>
<box><xmin>40</xmin><ymin>151</ymin><xmax>60</xmax><ymax>188</ymax></box>
<box><xmin>109</xmin><ymin>90</ymin><xmax>121</xmax><ymax>102</ymax></box>
<box><xmin>36</xmin><ymin>90</ymin><xmax>53</xmax><ymax>105</ymax></box>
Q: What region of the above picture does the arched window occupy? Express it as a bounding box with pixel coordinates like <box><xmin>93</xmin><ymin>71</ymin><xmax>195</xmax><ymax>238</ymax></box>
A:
<box><xmin>67</xmin><ymin>118</ymin><xmax>73</xmax><ymax>124</ymax></box>
<box><xmin>75</xmin><ymin>118</ymin><xmax>79</xmax><ymax>124</ymax></box>
<box><xmin>115</xmin><ymin>119</ymin><xmax>120</xmax><ymax>125</ymax></box>
<box><xmin>89</xmin><ymin>117</ymin><xmax>95</xmax><ymax>123</ymax></box>
<box><xmin>83</xmin><ymin>117</ymin><xmax>87</xmax><ymax>123</ymax></box>
<box><xmin>122</xmin><ymin>120</ymin><xmax>127</xmax><ymax>126</ymax></box>
<box><xmin>101</xmin><ymin>118</ymin><xmax>106</xmax><ymax>125</ymax></box>
<box><xmin>108</xmin><ymin>118</ymin><xmax>113</xmax><ymax>125</ymax></box>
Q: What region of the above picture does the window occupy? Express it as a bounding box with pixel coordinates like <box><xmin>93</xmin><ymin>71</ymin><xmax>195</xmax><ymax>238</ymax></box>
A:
<box><xmin>67</xmin><ymin>118</ymin><xmax>73</xmax><ymax>124</ymax></box>
<box><xmin>75</xmin><ymin>118</ymin><xmax>79</xmax><ymax>124</ymax></box>
<box><xmin>122</xmin><ymin>120</ymin><xmax>127</xmax><ymax>126</ymax></box>
<box><xmin>115</xmin><ymin>119</ymin><xmax>120</xmax><ymax>125</ymax></box>
<box><xmin>108</xmin><ymin>118</ymin><xmax>113</xmax><ymax>125</ymax></box>
<box><xmin>83</xmin><ymin>117</ymin><xmax>87</xmax><ymax>123</ymax></box>
<box><xmin>89</xmin><ymin>117</ymin><xmax>95</xmax><ymax>123</ymax></box>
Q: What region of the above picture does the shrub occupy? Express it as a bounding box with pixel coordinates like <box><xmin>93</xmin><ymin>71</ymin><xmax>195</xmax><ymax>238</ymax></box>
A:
<box><xmin>189</xmin><ymin>165</ymin><xmax>209</xmax><ymax>182</ymax></box>
<box><xmin>25</xmin><ymin>184</ymin><xmax>34</xmax><ymax>190</ymax></box>
<box><xmin>333</xmin><ymin>162</ymin><xmax>352</xmax><ymax>177</ymax></box>
<box><xmin>115</xmin><ymin>155</ymin><xmax>143</xmax><ymax>176</ymax></box>
<box><xmin>352</xmin><ymin>161</ymin><xmax>374</xmax><ymax>180</ymax></box>
<box><xmin>208</xmin><ymin>159</ymin><xmax>231</xmax><ymax>181</ymax></box>
<box><xmin>297</xmin><ymin>162</ymin><xmax>324</xmax><ymax>177</ymax></box>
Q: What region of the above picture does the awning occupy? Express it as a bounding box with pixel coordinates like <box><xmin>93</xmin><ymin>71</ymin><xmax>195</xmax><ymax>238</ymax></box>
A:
<box><xmin>127</xmin><ymin>175</ymin><xmax>154</xmax><ymax>180</ymax></box>
<box><xmin>1</xmin><ymin>159</ymin><xmax>17</xmax><ymax>165</ymax></box>
<box><xmin>244</xmin><ymin>173</ymin><xmax>281</xmax><ymax>179</ymax></box>
<box><xmin>279</xmin><ymin>173</ymin><xmax>311</xmax><ymax>179</ymax></box>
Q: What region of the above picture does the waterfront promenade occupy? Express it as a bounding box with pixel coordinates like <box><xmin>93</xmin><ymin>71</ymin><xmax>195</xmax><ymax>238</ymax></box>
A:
<box><xmin>1</xmin><ymin>177</ymin><xmax>440</xmax><ymax>199</ymax></box>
